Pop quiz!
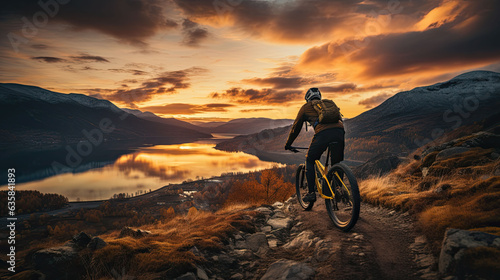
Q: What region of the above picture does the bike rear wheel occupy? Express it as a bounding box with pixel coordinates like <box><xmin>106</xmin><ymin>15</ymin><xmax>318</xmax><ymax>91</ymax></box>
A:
<box><xmin>325</xmin><ymin>163</ymin><xmax>360</xmax><ymax>231</ymax></box>
<box><xmin>296</xmin><ymin>164</ymin><xmax>314</xmax><ymax>210</ymax></box>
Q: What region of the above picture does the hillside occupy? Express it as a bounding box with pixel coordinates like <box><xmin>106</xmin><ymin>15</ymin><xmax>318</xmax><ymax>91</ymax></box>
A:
<box><xmin>209</xmin><ymin>118</ymin><xmax>293</xmax><ymax>135</ymax></box>
<box><xmin>121</xmin><ymin>108</ymin><xmax>211</xmax><ymax>134</ymax></box>
<box><xmin>215</xmin><ymin>71</ymin><xmax>500</xmax><ymax>162</ymax></box>
<box><xmin>0</xmin><ymin>84</ymin><xmax>212</xmax><ymax>152</ymax></box>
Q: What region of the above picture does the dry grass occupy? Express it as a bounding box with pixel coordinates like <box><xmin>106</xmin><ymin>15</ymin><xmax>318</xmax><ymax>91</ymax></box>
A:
<box><xmin>88</xmin><ymin>206</ymin><xmax>257</xmax><ymax>279</ymax></box>
<box><xmin>359</xmin><ymin>151</ymin><xmax>500</xmax><ymax>254</ymax></box>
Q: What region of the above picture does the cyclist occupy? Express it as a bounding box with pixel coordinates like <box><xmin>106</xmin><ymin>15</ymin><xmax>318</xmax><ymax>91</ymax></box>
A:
<box><xmin>285</xmin><ymin>88</ymin><xmax>345</xmax><ymax>203</ymax></box>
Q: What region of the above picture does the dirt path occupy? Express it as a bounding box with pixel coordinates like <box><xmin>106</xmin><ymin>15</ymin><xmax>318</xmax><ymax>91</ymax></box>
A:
<box><xmin>292</xmin><ymin>201</ymin><xmax>430</xmax><ymax>280</ymax></box>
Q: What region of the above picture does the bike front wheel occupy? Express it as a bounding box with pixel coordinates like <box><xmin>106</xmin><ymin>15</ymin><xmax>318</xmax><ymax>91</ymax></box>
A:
<box><xmin>325</xmin><ymin>163</ymin><xmax>360</xmax><ymax>231</ymax></box>
<box><xmin>296</xmin><ymin>164</ymin><xmax>314</xmax><ymax>211</ymax></box>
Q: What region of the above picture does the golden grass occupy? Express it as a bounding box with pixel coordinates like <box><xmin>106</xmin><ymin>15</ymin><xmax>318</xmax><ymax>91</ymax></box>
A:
<box><xmin>359</xmin><ymin>154</ymin><xmax>500</xmax><ymax>254</ymax></box>
<box><xmin>90</xmin><ymin>207</ymin><xmax>257</xmax><ymax>279</ymax></box>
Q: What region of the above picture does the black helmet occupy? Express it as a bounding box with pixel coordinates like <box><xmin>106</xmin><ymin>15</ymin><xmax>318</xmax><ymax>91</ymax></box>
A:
<box><xmin>305</xmin><ymin>87</ymin><xmax>321</xmax><ymax>101</ymax></box>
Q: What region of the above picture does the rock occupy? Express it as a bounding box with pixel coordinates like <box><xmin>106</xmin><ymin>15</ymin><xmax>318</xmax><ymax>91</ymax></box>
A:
<box><xmin>261</xmin><ymin>226</ymin><xmax>272</xmax><ymax>233</ymax></box>
<box><xmin>314</xmin><ymin>240</ymin><xmax>335</xmax><ymax>262</ymax></box>
<box><xmin>353</xmin><ymin>153</ymin><xmax>402</xmax><ymax>180</ymax></box>
<box><xmin>434</xmin><ymin>183</ymin><xmax>451</xmax><ymax>194</ymax></box>
<box><xmin>234</xmin><ymin>234</ymin><xmax>244</xmax><ymax>240</ymax></box>
<box><xmin>189</xmin><ymin>246</ymin><xmax>203</xmax><ymax>257</ymax></box>
<box><xmin>439</xmin><ymin>228</ymin><xmax>500</xmax><ymax>277</ymax></box>
<box><xmin>119</xmin><ymin>227</ymin><xmax>151</xmax><ymax>238</ymax></box>
<box><xmin>435</xmin><ymin>147</ymin><xmax>470</xmax><ymax>161</ymax></box>
<box><xmin>246</xmin><ymin>232</ymin><xmax>269</xmax><ymax>252</ymax></box>
<box><xmin>72</xmin><ymin>231</ymin><xmax>92</xmax><ymax>247</ymax></box>
<box><xmin>283</xmin><ymin>230</ymin><xmax>314</xmax><ymax>250</ymax></box>
<box><xmin>234</xmin><ymin>249</ymin><xmax>254</xmax><ymax>259</ymax></box>
<box><xmin>230</xmin><ymin>273</ymin><xmax>244</xmax><ymax>280</ymax></box>
<box><xmin>272</xmin><ymin>210</ymin><xmax>287</xmax><ymax>219</ymax></box>
<box><xmin>256</xmin><ymin>207</ymin><xmax>273</xmax><ymax>216</ymax></box>
<box><xmin>197</xmin><ymin>266</ymin><xmax>209</xmax><ymax>280</ymax></box>
<box><xmin>235</xmin><ymin>240</ymin><xmax>247</xmax><ymax>249</ymax></box>
<box><xmin>87</xmin><ymin>236</ymin><xmax>107</xmax><ymax>250</ymax></box>
<box><xmin>32</xmin><ymin>243</ymin><xmax>84</xmax><ymax>279</ymax></box>
<box><xmin>272</xmin><ymin>202</ymin><xmax>284</xmax><ymax>209</ymax></box>
<box><xmin>267</xmin><ymin>218</ymin><xmax>292</xmax><ymax>230</ymax></box>
<box><xmin>175</xmin><ymin>272</ymin><xmax>197</xmax><ymax>280</ymax></box>
<box><xmin>218</xmin><ymin>254</ymin><xmax>236</xmax><ymax>265</ymax></box>
<box><xmin>268</xmin><ymin>239</ymin><xmax>278</xmax><ymax>248</ymax></box>
<box><xmin>261</xmin><ymin>259</ymin><xmax>315</xmax><ymax>280</ymax></box>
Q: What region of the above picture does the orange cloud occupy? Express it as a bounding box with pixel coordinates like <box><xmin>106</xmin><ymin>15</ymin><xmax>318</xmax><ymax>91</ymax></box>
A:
<box><xmin>297</xmin><ymin>0</ymin><xmax>500</xmax><ymax>81</ymax></box>
<box><xmin>141</xmin><ymin>103</ymin><xmax>234</xmax><ymax>115</ymax></box>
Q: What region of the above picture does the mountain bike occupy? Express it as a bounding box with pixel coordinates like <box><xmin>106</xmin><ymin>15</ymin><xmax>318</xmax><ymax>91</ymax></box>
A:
<box><xmin>289</xmin><ymin>142</ymin><xmax>360</xmax><ymax>232</ymax></box>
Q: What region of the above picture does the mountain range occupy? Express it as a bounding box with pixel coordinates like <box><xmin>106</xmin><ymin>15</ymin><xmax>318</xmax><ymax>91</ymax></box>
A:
<box><xmin>215</xmin><ymin>71</ymin><xmax>500</xmax><ymax>163</ymax></box>
<box><xmin>0</xmin><ymin>84</ymin><xmax>212</xmax><ymax>152</ymax></box>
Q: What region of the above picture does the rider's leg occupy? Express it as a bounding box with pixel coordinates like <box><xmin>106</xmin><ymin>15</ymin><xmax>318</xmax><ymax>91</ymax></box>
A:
<box><xmin>306</xmin><ymin>128</ymin><xmax>345</xmax><ymax>193</ymax></box>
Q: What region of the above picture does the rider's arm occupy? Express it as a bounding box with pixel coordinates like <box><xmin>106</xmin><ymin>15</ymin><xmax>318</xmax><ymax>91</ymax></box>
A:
<box><xmin>285</xmin><ymin>105</ymin><xmax>306</xmax><ymax>147</ymax></box>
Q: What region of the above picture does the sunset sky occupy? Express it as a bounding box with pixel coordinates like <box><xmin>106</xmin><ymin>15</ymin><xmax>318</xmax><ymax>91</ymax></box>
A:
<box><xmin>1</xmin><ymin>0</ymin><xmax>499</xmax><ymax>121</ymax></box>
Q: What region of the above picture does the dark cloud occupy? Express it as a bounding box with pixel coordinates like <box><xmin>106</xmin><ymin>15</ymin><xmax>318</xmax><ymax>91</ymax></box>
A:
<box><xmin>242</xmin><ymin>77</ymin><xmax>305</xmax><ymax>89</ymax></box>
<box><xmin>174</xmin><ymin>0</ymin><xmax>364</xmax><ymax>43</ymax></box>
<box><xmin>31</xmin><ymin>53</ymin><xmax>109</xmax><ymax>64</ymax></box>
<box><xmin>358</xmin><ymin>93</ymin><xmax>392</xmax><ymax>108</ymax></box>
<box><xmin>109</xmin><ymin>69</ymin><xmax>148</xmax><ymax>76</ymax></box>
<box><xmin>321</xmin><ymin>83</ymin><xmax>357</xmax><ymax>93</ymax></box>
<box><xmin>70</xmin><ymin>54</ymin><xmax>109</xmax><ymax>63</ymax></box>
<box><xmin>141</xmin><ymin>103</ymin><xmax>234</xmax><ymax>115</ymax></box>
<box><xmin>105</xmin><ymin>67</ymin><xmax>207</xmax><ymax>105</ymax></box>
<box><xmin>31</xmin><ymin>56</ymin><xmax>66</xmax><ymax>63</ymax></box>
<box><xmin>240</xmin><ymin>108</ymin><xmax>275</xmax><ymax>113</ymax></box>
<box><xmin>299</xmin><ymin>0</ymin><xmax>500</xmax><ymax>78</ymax></box>
<box><xmin>181</xmin><ymin>19</ymin><xmax>209</xmax><ymax>47</ymax></box>
<box><xmin>2</xmin><ymin>0</ymin><xmax>178</xmax><ymax>46</ymax></box>
<box><xmin>210</xmin><ymin>88</ymin><xmax>302</xmax><ymax>104</ymax></box>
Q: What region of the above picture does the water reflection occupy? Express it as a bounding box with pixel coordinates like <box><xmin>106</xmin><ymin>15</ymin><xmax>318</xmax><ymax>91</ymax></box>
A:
<box><xmin>3</xmin><ymin>142</ymin><xmax>280</xmax><ymax>201</ymax></box>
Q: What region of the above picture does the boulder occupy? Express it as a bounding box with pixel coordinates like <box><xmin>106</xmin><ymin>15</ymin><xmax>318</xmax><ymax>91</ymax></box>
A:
<box><xmin>439</xmin><ymin>228</ymin><xmax>500</xmax><ymax>278</ymax></box>
<box><xmin>255</xmin><ymin>207</ymin><xmax>273</xmax><ymax>216</ymax></box>
<box><xmin>230</xmin><ymin>273</ymin><xmax>244</xmax><ymax>280</ymax></box>
<box><xmin>32</xmin><ymin>243</ymin><xmax>84</xmax><ymax>279</ymax></box>
<box><xmin>87</xmin><ymin>236</ymin><xmax>108</xmax><ymax>250</ymax></box>
<box><xmin>246</xmin><ymin>232</ymin><xmax>269</xmax><ymax>252</ymax></box>
<box><xmin>283</xmin><ymin>230</ymin><xmax>315</xmax><ymax>250</ymax></box>
<box><xmin>435</xmin><ymin>147</ymin><xmax>470</xmax><ymax>161</ymax></box>
<box><xmin>119</xmin><ymin>226</ymin><xmax>151</xmax><ymax>238</ymax></box>
<box><xmin>72</xmin><ymin>231</ymin><xmax>92</xmax><ymax>247</ymax></box>
<box><xmin>175</xmin><ymin>272</ymin><xmax>197</xmax><ymax>280</ymax></box>
<box><xmin>196</xmin><ymin>266</ymin><xmax>209</xmax><ymax>280</ymax></box>
<box><xmin>261</xmin><ymin>259</ymin><xmax>315</xmax><ymax>280</ymax></box>
<box><xmin>267</xmin><ymin>218</ymin><xmax>292</xmax><ymax>230</ymax></box>
<box><xmin>272</xmin><ymin>202</ymin><xmax>284</xmax><ymax>209</ymax></box>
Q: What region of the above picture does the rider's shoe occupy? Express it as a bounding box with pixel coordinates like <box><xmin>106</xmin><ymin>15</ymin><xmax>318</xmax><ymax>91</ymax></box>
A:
<box><xmin>303</xmin><ymin>192</ymin><xmax>317</xmax><ymax>203</ymax></box>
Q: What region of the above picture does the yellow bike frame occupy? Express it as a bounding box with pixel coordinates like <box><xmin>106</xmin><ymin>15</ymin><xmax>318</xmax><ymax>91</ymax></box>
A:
<box><xmin>314</xmin><ymin>160</ymin><xmax>335</xmax><ymax>199</ymax></box>
<box><xmin>314</xmin><ymin>160</ymin><xmax>352</xmax><ymax>200</ymax></box>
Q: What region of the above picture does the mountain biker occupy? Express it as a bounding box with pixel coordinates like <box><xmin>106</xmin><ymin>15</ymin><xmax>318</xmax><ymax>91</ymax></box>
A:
<box><xmin>285</xmin><ymin>88</ymin><xmax>345</xmax><ymax>203</ymax></box>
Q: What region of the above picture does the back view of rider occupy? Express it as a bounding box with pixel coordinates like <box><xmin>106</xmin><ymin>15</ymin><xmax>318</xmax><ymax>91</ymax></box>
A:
<box><xmin>285</xmin><ymin>88</ymin><xmax>345</xmax><ymax>203</ymax></box>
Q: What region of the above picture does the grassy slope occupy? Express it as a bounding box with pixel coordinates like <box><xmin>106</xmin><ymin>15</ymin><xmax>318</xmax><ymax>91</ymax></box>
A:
<box><xmin>359</xmin><ymin>132</ymin><xmax>500</xmax><ymax>255</ymax></box>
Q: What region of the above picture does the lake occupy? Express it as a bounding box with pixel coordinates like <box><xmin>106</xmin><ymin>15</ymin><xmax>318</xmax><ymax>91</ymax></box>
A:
<box><xmin>0</xmin><ymin>136</ymin><xmax>282</xmax><ymax>201</ymax></box>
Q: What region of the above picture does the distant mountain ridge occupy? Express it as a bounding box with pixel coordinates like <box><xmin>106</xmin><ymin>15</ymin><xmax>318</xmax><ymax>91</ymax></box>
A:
<box><xmin>0</xmin><ymin>83</ymin><xmax>212</xmax><ymax>152</ymax></box>
<box><xmin>215</xmin><ymin>71</ymin><xmax>500</xmax><ymax>162</ymax></box>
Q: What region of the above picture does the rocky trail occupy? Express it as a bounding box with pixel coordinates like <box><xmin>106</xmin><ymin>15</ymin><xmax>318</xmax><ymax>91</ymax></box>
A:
<box><xmin>177</xmin><ymin>197</ymin><xmax>439</xmax><ymax>280</ymax></box>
